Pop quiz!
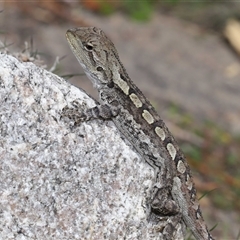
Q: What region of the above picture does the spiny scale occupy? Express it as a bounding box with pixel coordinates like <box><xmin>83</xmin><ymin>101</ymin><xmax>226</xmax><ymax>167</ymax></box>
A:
<box><xmin>65</xmin><ymin>27</ymin><xmax>214</xmax><ymax>240</ymax></box>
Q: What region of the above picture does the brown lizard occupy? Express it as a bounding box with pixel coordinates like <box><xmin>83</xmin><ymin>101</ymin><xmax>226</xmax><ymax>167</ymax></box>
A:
<box><xmin>62</xmin><ymin>27</ymin><xmax>214</xmax><ymax>240</ymax></box>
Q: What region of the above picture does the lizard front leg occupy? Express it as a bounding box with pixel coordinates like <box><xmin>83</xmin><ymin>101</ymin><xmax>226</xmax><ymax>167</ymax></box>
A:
<box><xmin>62</xmin><ymin>100</ymin><xmax>120</xmax><ymax>125</ymax></box>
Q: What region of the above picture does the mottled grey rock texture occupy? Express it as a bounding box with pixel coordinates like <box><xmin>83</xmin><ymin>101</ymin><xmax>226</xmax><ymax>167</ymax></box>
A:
<box><xmin>0</xmin><ymin>54</ymin><xmax>183</xmax><ymax>239</ymax></box>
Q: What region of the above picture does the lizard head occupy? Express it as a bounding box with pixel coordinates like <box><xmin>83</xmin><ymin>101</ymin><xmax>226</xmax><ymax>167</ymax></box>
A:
<box><xmin>66</xmin><ymin>27</ymin><xmax>125</xmax><ymax>90</ymax></box>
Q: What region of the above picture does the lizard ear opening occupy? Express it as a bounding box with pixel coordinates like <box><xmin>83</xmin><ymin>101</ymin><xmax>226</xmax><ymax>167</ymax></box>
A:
<box><xmin>96</xmin><ymin>66</ymin><xmax>103</xmax><ymax>71</ymax></box>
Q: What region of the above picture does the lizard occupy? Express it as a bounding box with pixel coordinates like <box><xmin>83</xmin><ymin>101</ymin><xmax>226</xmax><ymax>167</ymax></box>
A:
<box><xmin>62</xmin><ymin>27</ymin><xmax>214</xmax><ymax>240</ymax></box>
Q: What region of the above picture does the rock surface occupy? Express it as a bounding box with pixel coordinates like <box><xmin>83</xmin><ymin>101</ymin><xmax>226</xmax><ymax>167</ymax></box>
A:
<box><xmin>0</xmin><ymin>54</ymin><xmax>184</xmax><ymax>239</ymax></box>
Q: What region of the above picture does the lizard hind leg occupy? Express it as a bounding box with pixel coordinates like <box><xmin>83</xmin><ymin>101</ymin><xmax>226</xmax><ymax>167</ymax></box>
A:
<box><xmin>150</xmin><ymin>186</ymin><xmax>185</xmax><ymax>239</ymax></box>
<box><xmin>151</xmin><ymin>186</ymin><xmax>179</xmax><ymax>216</ymax></box>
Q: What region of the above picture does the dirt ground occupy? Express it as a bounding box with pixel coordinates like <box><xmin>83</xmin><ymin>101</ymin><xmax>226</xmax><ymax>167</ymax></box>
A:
<box><xmin>1</xmin><ymin>4</ymin><xmax>240</xmax><ymax>239</ymax></box>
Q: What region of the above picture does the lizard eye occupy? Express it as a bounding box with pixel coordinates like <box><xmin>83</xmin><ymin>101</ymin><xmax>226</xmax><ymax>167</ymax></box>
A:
<box><xmin>84</xmin><ymin>43</ymin><xmax>93</xmax><ymax>51</ymax></box>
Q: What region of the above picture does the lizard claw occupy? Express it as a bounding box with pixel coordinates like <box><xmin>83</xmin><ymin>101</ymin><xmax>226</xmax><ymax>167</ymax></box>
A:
<box><xmin>61</xmin><ymin>101</ymin><xmax>88</xmax><ymax>126</ymax></box>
